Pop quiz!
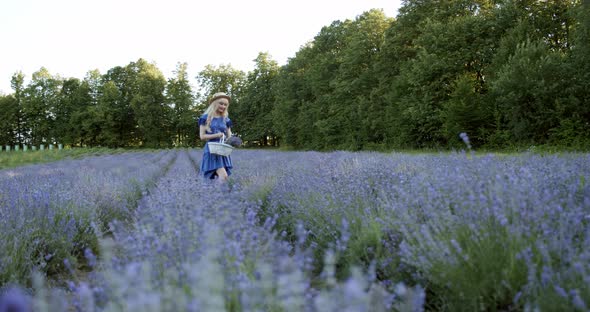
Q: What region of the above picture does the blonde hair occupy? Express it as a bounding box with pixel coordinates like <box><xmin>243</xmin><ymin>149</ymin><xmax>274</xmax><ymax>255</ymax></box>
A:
<box><xmin>203</xmin><ymin>99</ymin><xmax>229</xmax><ymax>132</ymax></box>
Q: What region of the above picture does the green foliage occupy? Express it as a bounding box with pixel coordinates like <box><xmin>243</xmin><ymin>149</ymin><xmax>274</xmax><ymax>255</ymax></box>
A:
<box><xmin>338</xmin><ymin>219</ymin><xmax>389</xmax><ymax>280</ymax></box>
<box><xmin>235</xmin><ymin>53</ymin><xmax>280</xmax><ymax>145</ymax></box>
<box><xmin>532</xmin><ymin>269</ymin><xmax>590</xmax><ymax>312</ymax></box>
<box><xmin>442</xmin><ymin>75</ymin><xmax>493</xmax><ymax>147</ymax></box>
<box><xmin>0</xmin><ymin>147</ymin><xmax>123</xmax><ymax>170</ymax></box>
<box><xmin>1</xmin><ymin>1</ymin><xmax>588</xmax><ymax>151</ymax></box>
<box><xmin>425</xmin><ymin>224</ymin><xmax>532</xmax><ymax>311</ymax></box>
<box><xmin>549</xmin><ymin>115</ymin><xmax>590</xmax><ymax>149</ymax></box>
<box><xmin>0</xmin><ymin>94</ymin><xmax>18</xmax><ymax>145</ymax></box>
<box><xmin>194</xmin><ymin>64</ymin><xmax>246</xmax><ymax>147</ymax></box>
<box><xmin>553</xmin><ymin>2</ymin><xmax>590</xmax><ymax>150</ymax></box>
<box><xmin>195</xmin><ymin>64</ymin><xmax>246</xmax><ymax>110</ymax></box>
<box><xmin>22</xmin><ymin>67</ymin><xmax>61</xmax><ymax>146</ymax></box>
<box><xmin>129</xmin><ymin>59</ymin><xmax>171</xmax><ymax>148</ymax></box>
<box><xmin>489</xmin><ymin>39</ymin><xmax>568</xmax><ymax>144</ymax></box>
<box><xmin>0</xmin><ymin>203</ymin><xmax>100</xmax><ymax>287</ymax></box>
<box><xmin>167</xmin><ymin>62</ymin><xmax>196</xmax><ymax>147</ymax></box>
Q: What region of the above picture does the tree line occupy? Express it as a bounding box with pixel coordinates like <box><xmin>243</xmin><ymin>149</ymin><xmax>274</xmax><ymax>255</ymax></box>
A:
<box><xmin>1</xmin><ymin>0</ymin><xmax>589</xmax><ymax>150</ymax></box>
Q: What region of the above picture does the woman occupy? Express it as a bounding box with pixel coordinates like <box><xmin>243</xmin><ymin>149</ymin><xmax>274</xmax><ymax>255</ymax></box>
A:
<box><xmin>199</xmin><ymin>92</ymin><xmax>233</xmax><ymax>181</ymax></box>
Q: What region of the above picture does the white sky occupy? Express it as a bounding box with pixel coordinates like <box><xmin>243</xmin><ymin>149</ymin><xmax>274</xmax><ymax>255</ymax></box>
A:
<box><xmin>0</xmin><ymin>0</ymin><xmax>402</xmax><ymax>95</ymax></box>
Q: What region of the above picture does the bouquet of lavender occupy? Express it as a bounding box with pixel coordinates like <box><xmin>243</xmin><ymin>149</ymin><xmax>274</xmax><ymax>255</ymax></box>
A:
<box><xmin>226</xmin><ymin>136</ymin><xmax>243</xmax><ymax>147</ymax></box>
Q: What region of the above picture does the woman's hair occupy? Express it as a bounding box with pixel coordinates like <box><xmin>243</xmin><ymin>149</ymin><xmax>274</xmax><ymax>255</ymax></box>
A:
<box><xmin>203</xmin><ymin>100</ymin><xmax>229</xmax><ymax>132</ymax></box>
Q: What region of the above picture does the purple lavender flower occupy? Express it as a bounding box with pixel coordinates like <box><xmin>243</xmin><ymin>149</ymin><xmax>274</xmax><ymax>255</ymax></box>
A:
<box><xmin>226</xmin><ymin>136</ymin><xmax>243</xmax><ymax>147</ymax></box>
<box><xmin>0</xmin><ymin>287</ymin><xmax>31</xmax><ymax>312</ymax></box>
<box><xmin>459</xmin><ymin>132</ymin><xmax>472</xmax><ymax>150</ymax></box>
<box><xmin>84</xmin><ymin>248</ymin><xmax>97</xmax><ymax>267</ymax></box>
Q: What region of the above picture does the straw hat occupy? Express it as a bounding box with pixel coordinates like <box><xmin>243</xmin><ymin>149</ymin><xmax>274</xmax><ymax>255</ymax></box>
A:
<box><xmin>209</xmin><ymin>92</ymin><xmax>231</xmax><ymax>104</ymax></box>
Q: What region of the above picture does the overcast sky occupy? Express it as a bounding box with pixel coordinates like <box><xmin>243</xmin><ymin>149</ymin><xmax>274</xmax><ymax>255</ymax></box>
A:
<box><xmin>0</xmin><ymin>0</ymin><xmax>402</xmax><ymax>94</ymax></box>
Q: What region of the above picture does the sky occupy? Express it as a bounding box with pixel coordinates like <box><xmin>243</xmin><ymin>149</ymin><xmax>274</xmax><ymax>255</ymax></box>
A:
<box><xmin>0</xmin><ymin>0</ymin><xmax>402</xmax><ymax>95</ymax></box>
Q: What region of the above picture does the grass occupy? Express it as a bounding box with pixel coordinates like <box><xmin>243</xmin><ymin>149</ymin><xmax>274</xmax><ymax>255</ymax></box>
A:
<box><xmin>0</xmin><ymin>147</ymin><xmax>128</xmax><ymax>170</ymax></box>
<box><xmin>424</xmin><ymin>223</ymin><xmax>532</xmax><ymax>311</ymax></box>
<box><xmin>1</xmin><ymin>145</ymin><xmax>579</xmax><ymax>172</ymax></box>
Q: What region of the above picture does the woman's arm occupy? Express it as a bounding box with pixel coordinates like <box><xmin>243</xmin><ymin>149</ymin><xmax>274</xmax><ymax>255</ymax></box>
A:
<box><xmin>227</xmin><ymin>128</ymin><xmax>232</xmax><ymax>138</ymax></box>
<box><xmin>199</xmin><ymin>125</ymin><xmax>224</xmax><ymax>141</ymax></box>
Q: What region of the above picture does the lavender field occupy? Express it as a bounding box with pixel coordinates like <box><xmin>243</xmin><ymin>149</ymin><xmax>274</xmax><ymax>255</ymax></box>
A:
<box><xmin>0</xmin><ymin>149</ymin><xmax>589</xmax><ymax>311</ymax></box>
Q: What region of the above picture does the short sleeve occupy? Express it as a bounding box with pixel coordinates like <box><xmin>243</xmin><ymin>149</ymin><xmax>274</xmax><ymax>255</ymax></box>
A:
<box><xmin>226</xmin><ymin>118</ymin><xmax>233</xmax><ymax>128</ymax></box>
<box><xmin>198</xmin><ymin>114</ymin><xmax>207</xmax><ymax>126</ymax></box>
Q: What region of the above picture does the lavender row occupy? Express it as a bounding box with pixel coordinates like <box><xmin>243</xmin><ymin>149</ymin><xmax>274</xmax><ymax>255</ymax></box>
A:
<box><xmin>42</xmin><ymin>150</ymin><xmax>401</xmax><ymax>312</ymax></box>
<box><xmin>230</xmin><ymin>150</ymin><xmax>590</xmax><ymax>311</ymax></box>
<box><xmin>0</xmin><ymin>151</ymin><xmax>176</xmax><ymax>286</ymax></box>
<box><xmin>3</xmin><ymin>149</ymin><xmax>587</xmax><ymax>311</ymax></box>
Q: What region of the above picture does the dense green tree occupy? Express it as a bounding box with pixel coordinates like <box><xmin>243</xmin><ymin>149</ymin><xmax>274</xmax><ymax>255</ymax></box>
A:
<box><xmin>10</xmin><ymin>72</ymin><xmax>26</xmax><ymax>145</ymax></box>
<box><xmin>22</xmin><ymin>68</ymin><xmax>61</xmax><ymax>146</ymax></box>
<box><xmin>102</xmin><ymin>65</ymin><xmax>137</xmax><ymax>146</ymax></box>
<box><xmin>55</xmin><ymin>77</ymin><xmax>85</xmax><ymax>146</ymax></box>
<box><xmin>299</xmin><ymin>21</ymin><xmax>349</xmax><ymax>150</ymax></box>
<box><xmin>0</xmin><ymin>94</ymin><xmax>18</xmax><ymax>147</ymax></box>
<box><xmin>195</xmin><ymin>64</ymin><xmax>245</xmax><ymax>145</ymax></box>
<box><xmin>128</xmin><ymin>59</ymin><xmax>171</xmax><ymax>148</ymax></box>
<box><xmin>548</xmin><ymin>1</ymin><xmax>590</xmax><ymax>148</ymax></box>
<box><xmin>379</xmin><ymin>1</ymin><xmax>497</xmax><ymax>147</ymax></box>
<box><xmin>441</xmin><ymin>74</ymin><xmax>493</xmax><ymax>147</ymax></box>
<box><xmin>68</xmin><ymin>71</ymin><xmax>101</xmax><ymax>147</ymax></box>
<box><xmin>0</xmin><ymin>1</ymin><xmax>586</xmax><ymax>150</ymax></box>
<box><xmin>95</xmin><ymin>80</ymin><xmax>122</xmax><ymax>147</ymax></box>
<box><xmin>166</xmin><ymin>62</ymin><xmax>195</xmax><ymax>147</ymax></box>
<box><xmin>196</xmin><ymin>64</ymin><xmax>245</xmax><ymax>108</ymax></box>
<box><xmin>489</xmin><ymin>39</ymin><xmax>568</xmax><ymax>144</ymax></box>
<box><xmin>331</xmin><ymin>10</ymin><xmax>393</xmax><ymax>150</ymax></box>
<box><xmin>271</xmin><ymin>45</ymin><xmax>314</xmax><ymax>148</ymax></box>
<box><xmin>272</xmin><ymin>19</ymin><xmax>353</xmax><ymax>149</ymax></box>
<box><xmin>237</xmin><ymin>52</ymin><xmax>280</xmax><ymax>145</ymax></box>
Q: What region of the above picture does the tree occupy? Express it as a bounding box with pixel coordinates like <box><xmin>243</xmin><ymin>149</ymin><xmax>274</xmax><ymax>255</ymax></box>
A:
<box><xmin>95</xmin><ymin>80</ymin><xmax>122</xmax><ymax>147</ymax></box>
<box><xmin>128</xmin><ymin>59</ymin><xmax>171</xmax><ymax>148</ymax></box>
<box><xmin>271</xmin><ymin>45</ymin><xmax>314</xmax><ymax>148</ymax></box>
<box><xmin>489</xmin><ymin>39</ymin><xmax>568</xmax><ymax>144</ymax></box>
<box><xmin>55</xmin><ymin>77</ymin><xmax>86</xmax><ymax>146</ymax></box>
<box><xmin>237</xmin><ymin>52</ymin><xmax>280</xmax><ymax>146</ymax></box>
<box><xmin>0</xmin><ymin>94</ymin><xmax>17</xmax><ymax>146</ymax></box>
<box><xmin>10</xmin><ymin>72</ymin><xmax>26</xmax><ymax>145</ymax></box>
<box><xmin>441</xmin><ymin>74</ymin><xmax>493</xmax><ymax>147</ymax></box>
<box><xmin>331</xmin><ymin>9</ymin><xmax>393</xmax><ymax>150</ymax></box>
<box><xmin>271</xmin><ymin>19</ymin><xmax>353</xmax><ymax>150</ymax></box>
<box><xmin>195</xmin><ymin>64</ymin><xmax>246</xmax><ymax>145</ymax></box>
<box><xmin>379</xmin><ymin>1</ymin><xmax>500</xmax><ymax>148</ymax></box>
<box><xmin>22</xmin><ymin>67</ymin><xmax>61</xmax><ymax>146</ymax></box>
<box><xmin>196</xmin><ymin>64</ymin><xmax>245</xmax><ymax>109</ymax></box>
<box><xmin>166</xmin><ymin>62</ymin><xmax>195</xmax><ymax>147</ymax></box>
<box><xmin>297</xmin><ymin>21</ymin><xmax>351</xmax><ymax>149</ymax></box>
<box><xmin>102</xmin><ymin>65</ymin><xmax>137</xmax><ymax>147</ymax></box>
<box><xmin>548</xmin><ymin>1</ymin><xmax>590</xmax><ymax>148</ymax></box>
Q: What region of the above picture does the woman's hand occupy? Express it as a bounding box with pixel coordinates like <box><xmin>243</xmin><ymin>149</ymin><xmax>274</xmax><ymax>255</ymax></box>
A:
<box><xmin>198</xmin><ymin>125</ymin><xmax>227</xmax><ymax>141</ymax></box>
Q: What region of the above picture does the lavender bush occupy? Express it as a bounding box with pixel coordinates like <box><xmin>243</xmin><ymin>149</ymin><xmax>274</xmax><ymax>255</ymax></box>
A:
<box><xmin>0</xmin><ymin>151</ymin><xmax>175</xmax><ymax>285</ymax></box>
<box><xmin>1</xmin><ymin>148</ymin><xmax>587</xmax><ymax>311</ymax></box>
<box><xmin>89</xmin><ymin>150</ymin><xmax>394</xmax><ymax>311</ymax></box>
<box><xmin>233</xmin><ymin>150</ymin><xmax>589</xmax><ymax>311</ymax></box>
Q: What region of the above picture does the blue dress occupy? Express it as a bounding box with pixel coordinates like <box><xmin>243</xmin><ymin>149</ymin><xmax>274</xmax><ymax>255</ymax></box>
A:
<box><xmin>199</xmin><ymin>114</ymin><xmax>233</xmax><ymax>179</ymax></box>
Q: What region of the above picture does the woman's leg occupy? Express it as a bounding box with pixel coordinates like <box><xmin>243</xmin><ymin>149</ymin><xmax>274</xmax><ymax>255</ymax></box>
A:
<box><xmin>215</xmin><ymin>167</ymin><xmax>228</xmax><ymax>181</ymax></box>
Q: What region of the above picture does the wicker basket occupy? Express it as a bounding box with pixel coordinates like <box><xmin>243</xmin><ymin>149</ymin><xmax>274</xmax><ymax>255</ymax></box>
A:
<box><xmin>208</xmin><ymin>134</ymin><xmax>234</xmax><ymax>156</ymax></box>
